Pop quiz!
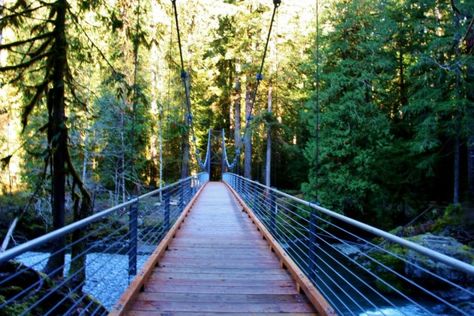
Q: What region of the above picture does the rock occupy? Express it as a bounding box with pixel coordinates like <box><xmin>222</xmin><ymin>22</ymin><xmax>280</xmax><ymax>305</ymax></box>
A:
<box><xmin>333</xmin><ymin>243</ymin><xmax>362</xmax><ymax>257</ymax></box>
<box><xmin>0</xmin><ymin>260</ymin><xmax>107</xmax><ymax>315</ymax></box>
<box><xmin>405</xmin><ymin>233</ymin><xmax>474</xmax><ymax>284</ymax></box>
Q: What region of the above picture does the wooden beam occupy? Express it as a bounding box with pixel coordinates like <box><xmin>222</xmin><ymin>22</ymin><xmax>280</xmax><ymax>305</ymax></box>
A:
<box><xmin>109</xmin><ymin>182</ymin><xmax>208</xmax><ymax>316</ymax></box>
<box><xmin>223</xmin><ymin>181</ymin><xmax>337</xmax><ymax>316</ymax></box>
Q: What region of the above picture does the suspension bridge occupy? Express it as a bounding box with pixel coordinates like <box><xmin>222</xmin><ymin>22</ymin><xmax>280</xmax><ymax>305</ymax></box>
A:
<box><xmin>1</xmin><ymin>0</ymin><xmax>474</xmax><ymax>315</ymax></box>
<box><xmin>0</xmin><ymin>131</ymin><xmax>473</xmax><ymax>315</ymax></box>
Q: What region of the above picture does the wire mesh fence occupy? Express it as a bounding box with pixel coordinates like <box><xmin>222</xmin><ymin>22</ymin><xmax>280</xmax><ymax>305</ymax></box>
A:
<box><xmin>223</xmin><ymin>173</ymin><xmax>474</xmax><ymax>316</ymax></box>
<box><xmin>0</xmin><ymin>172</ymin><xmax>208</xmax><ymax>315</ymax></box>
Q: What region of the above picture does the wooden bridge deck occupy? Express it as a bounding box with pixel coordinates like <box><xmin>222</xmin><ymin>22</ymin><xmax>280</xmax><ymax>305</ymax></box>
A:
<box><xmin>121</xmin><ymin>182</ymin><xmax>317</xmax><ymax>315</ymax></box>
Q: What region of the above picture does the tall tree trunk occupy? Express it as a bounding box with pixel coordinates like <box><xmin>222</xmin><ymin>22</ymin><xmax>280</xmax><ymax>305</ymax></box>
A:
<box><xmin>265</xmin><ymin>85</ymin><xmax>272</xmax><ymax>187</ymax></box>
<box><xmin>221</xmin><ymin>130</ymin><xmax>226</xmax><ymax>177</ymax></box>
<box><xmin>150</xmin><ymin>64</ymin><xmax>159</xmax><ymax>187</ymax></box>
<box><xmin>244</xmin><ymin>83</ymin><xmax>253</xmax><ymax>179</ymax></box>
<box><xmin>45</xmin><ymin>0</ymin><xmax>67</xmax><ymax>279</ymax></box>
<box><xmin>82</xmin><ymin>133</ymin><xmax>88</xmax><ymax>186</ymax></box>
<box><xmin>468</xmin><ymin>135</ymin><xmax>474</xmax><ymax>201</ymax></box>
<box><xmin>0</xmin><ymin>0</ymin><xmax>3</xmax><ymax>45</ymax></box>
<box><xmin>159</xmin><ymin>108</ymin><xmax>163</xmax><ymax>201</ymax></box>
<box><xmin>233</xmin><ymin>77</ymin><xmax>241</xmax><ymax>173</ymax></box>
<box><xmin>120</xmin><ymin>108</ymin><xmax>126</xmax><ymax>203</ymax></box>
<box><xmin>181</xmin><ymin>128</ymin><xmax>190</xmax><ymax>178</ymax></box>
<box><xmin>181</xmin><ymin>75</ymin><xmax>190</xmax><ymax>179</ymax></box>
<box><xmin>451</xmin><ymin>7</ymin><xmax>462</xmax><ymax>205</ymax></box>
<box><xmin>467</xmin><ymin>65</ymin><xmax>474</xmax><ymax>204</ymax></box>
<box><xmin>454</xmin><ymin>133</ymin><xmax>460</xmax><ymax>204</ymax></box>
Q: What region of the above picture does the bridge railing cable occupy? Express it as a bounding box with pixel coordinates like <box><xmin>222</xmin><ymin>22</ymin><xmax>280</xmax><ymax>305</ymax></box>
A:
<box><xmin>0</xmin><ymin>172</ymin><xmax>209</xmax><ymax>315</ymax></box>
<box><xmin>223</xmin><ymin>173</ymin><xmax>474</xmax><ymax>316</ymax></box>
<box><xmin>221</xmin><ymin>129</ymin><xmax>240</xmax><ymax>171</ymax></box>
<box><xmin>194</xmin><ymin>129</ymin><xmax>212</xmax><ymax>172</ymax></box>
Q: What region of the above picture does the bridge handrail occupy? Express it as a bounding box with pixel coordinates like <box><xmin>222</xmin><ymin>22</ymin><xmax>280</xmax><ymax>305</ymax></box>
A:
<box><xmin>224</xmin><ymin>172</ymin><xmax>473</xmax><ymax>315</ymax></box>
<box><xmin>224</xmin><ymin>173</ymin><xmax>474</xmax><ymax>276</ymax></box>
<box><xmin>0</xmin><ymin>172</ymin><xmax>207</xmax><ymax>265</ymax></box>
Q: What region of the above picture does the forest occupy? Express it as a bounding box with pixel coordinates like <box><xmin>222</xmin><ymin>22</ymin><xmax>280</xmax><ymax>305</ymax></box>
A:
<box><xmin>0</xmin><ymin>0</ymin><xmax>473</xmax><ymax>244</ymax></box>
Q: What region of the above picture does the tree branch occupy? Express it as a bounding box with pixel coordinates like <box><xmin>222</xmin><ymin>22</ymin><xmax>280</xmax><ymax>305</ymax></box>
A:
<box><xmin>66</xmin><ymin>145</ymin><xmax>91</xmax><ymax>200</ymax></box>
<box><xmin>1</xmin><ymin>217</ymin><xmax>19</xmax><ymax>252</ymax></box>
<box><xmin>0</xmin><ymin>52</ymin><xmax>50</xmax><ymax>72</ymax></box>
<box><xmin>0</xmin><ymin>32</ymin><xmax>53</xmax><ymax>50</ymax></box>
<box><xmin>21</xmin><ymin>81</ymin><xmax>49</xmax><ymax>130</ymax></box>
<box><xmin>0</xmin><ymin>5</ymin><xmax>46</xmax><ymax>21</ymax></box>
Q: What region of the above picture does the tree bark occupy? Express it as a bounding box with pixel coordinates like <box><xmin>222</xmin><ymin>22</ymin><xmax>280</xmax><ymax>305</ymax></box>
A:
<box><xmin>45</xmin><ymin>0</ymin><xmax>67</xmax><ymax>279</ymax></box>
<box><xmin>265</xmin><ymin>85</ymin><xmax>272</xmax><ymax>187</ymax></box>
<box><xmin>468</xmin><ymin>136</ymin><xmax>474</xmax><ymax>201</ymax></box>
<box><xmin>120</xmin><ymin>107</ymin><xmax>126</xmax><ymax>203</ymax></box>
<box><xmin>467</xmin><ymin>65</ymin><xmax>474</xmax><ymax>203</ymax></box>
<box><xmin>181</xmin><ymin>128</ymin><xmax>190</xmax><ymax>178</ymax></box>
<box><xmin>244</xmin><ymin>83</ymin><xmax>253</xmax><ymax>179</ymax></box>
<box><xmin>0</xmin><ymin>0</ymin><xmax>4</xmax><ymax>45</ymax></box>
<box><xmin>181</xmin><ymin>75</ymin><xmax>190</xmax><ymax>179</ymax></box>
<box><xmin>82</xmin><ymin>133</ymin><xmax>88</xmax><ymax>186</ymax></box>
<box><xmin>454</xmin><ymin>133</ymin><xmax>460</xmax><ymax>204</ymax></box>
<box><xmin>233</xmin><ymin>77</ymin><xmax>241</xmax><ymax>173</ymax></box>
<box><xmin>159</xmin><ymin>108</ymin><xmax>163</xmax><ymax>201</ymax></box>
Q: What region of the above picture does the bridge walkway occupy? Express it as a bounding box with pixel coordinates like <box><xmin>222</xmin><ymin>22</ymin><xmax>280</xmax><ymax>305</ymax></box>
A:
<box><xmin>122</xmin><ymin>182</ymin><xmax>316</xmax><ymax>315</ymax></box>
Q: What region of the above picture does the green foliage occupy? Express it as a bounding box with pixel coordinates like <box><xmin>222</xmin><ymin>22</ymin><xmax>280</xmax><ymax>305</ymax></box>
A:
<box><xmin>303</xmin><ymin>0</ymin><xmax>474</xmax><ymax>228</ymax></box>
<box><xmin>304</xmin><ymin>0</ymin><xmax>392</xmax><ymax>219</ymax></box>
<box><xmin>1</xmin><ymin>0</ymin><xmax>474</xmax><ymax>239</ymax></box>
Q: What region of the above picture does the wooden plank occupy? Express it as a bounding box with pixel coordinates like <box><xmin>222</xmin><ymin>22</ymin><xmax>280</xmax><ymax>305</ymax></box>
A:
<box><xmin>157</xmin><ymin>262</ymin><xmax>278</xmax><ymax>269</ymax></box>
<box><xmin>161</xmin><ymin>253</ymin><xmax>279</xmax><ymax>261</ymax></box>
<box><xmin>161</xmin><ymin>256</ymin><xmax>279</xmax><ymax>264</ymax></box>
<box><xmin>159</xmin><ymin>257</ymin><xmax>279</xmax><ymax>266</ymax></box>
<box><xmin>149</xmin><ymin>272</ymin><xmax>292</xmax><ymax>281</ymax></box>
<box><xmin>224</xmin><ymin>181</ymin><xmax>336</xmax><ymax>316</ymax></box>
<box><xmin>153</xmin><ymin>266</ymin><xmax>286</xmax><ymax>275</ymax></box>
<box><xmin>134</xmin><ymin>292</ymin><xmax>308</xmax><ymax>304</ymax></box>
<box><xmin>161</xmin><ymin>250</ymin><xmax>278</xmax><ymax>260</ymax></box>
<box><xmin>167</xmin><ymin>243</ymin><xmax>270</xmax><ymax>249</ymax></box>
<box><xmin>146</xmin><ymin>277</ymin><xmax>294</xmax><ymax>288</ymax></box>
<box><xmin>143</xmin><ymin>284</ymin><xmax>299</xmax><ymax>295</ymax></box>
<box><xmin>108</xmin><ymin>182</ymin><xmax>208</xmax><ymax>316</ymax></box>
<box><xmin>130</xmin><ymin>300</ymin><xmax>315</xmax><ymax>313</ymax></box>
<box><xmin>128</xmin><ymin>312</ymin><xmax>316</xmax><ymax>316</ymax></box>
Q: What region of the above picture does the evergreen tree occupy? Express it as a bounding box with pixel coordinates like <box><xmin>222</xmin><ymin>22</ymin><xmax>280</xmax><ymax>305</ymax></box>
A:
<box><xmin>304</xmin><ymin>0</ymin><xmax>391</xmax><ymax>220</ymax></box>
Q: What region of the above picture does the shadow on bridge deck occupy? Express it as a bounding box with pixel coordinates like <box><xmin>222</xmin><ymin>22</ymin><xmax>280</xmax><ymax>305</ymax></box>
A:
<box><xmin>112</xmin><ymin>182</ymin><xmax>317</xmax><ymax>315</ymax></box>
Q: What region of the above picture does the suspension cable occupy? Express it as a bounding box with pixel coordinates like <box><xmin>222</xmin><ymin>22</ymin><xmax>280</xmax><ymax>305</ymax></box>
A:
<box><xmin>230</xmin><ymin>0</ymin><xmax>281</xmax><ymax>161</ymax></box>
<box><xmin>171</xmin><ymin>0</ymin><xmax>192</xmax><ymax>122</ymax></box>
<box><xmin>222</xmin><ymin>0</ymin><xmax>281</xmax><ymax>174</ymax></box>
<box><xmin>249</xmin><ymin>0</ymin><xmax>281</xmax><ymax>117</ymax></box>
<box><xmin>130</xmin><ymin>0</ymin><xmax>141</xmax><ymax>188</ymax></box>
<box><xmin>170</xmin><ymin>0</ymin><xmax>211</xmax><ymax>173</ymax></box>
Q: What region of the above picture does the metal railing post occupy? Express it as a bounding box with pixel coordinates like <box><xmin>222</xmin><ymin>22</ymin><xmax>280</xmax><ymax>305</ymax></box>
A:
<box><xmin>308</xmin><ymin>211</ymin><xmax>317</xmax><ymax>280</ymax></box>
<box><xmin>179</xmin><ymin>182</ymin><xmax>184</xmax><ymax>209</ymax></box>
<box><xmin>164</xmin><ymin>191</ymin><xmax>170</xmax><ymax>231</ymax></box>
<box><xmin>269</xmin><ymin>189</ymin><xmax>276</xmax><ymax>235</ymax></box>
<box><xmin>192</xmin><ymin>176</ymin><xmax>197</xmax><ymax>196</ymax></box>
<box><xmin>184</xmin><ymin>179</ymin><xmax>190</xmax><ymax>204</ymax></box>
<box><xmin>243</xmin><ymin>178</ymin><xmax>247</xmax><ymax>201</ymax></box>
<box><xmin>128</xmin><ymin>197</ymin><xmax>138</xmax><ymax>277</ymax></box>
